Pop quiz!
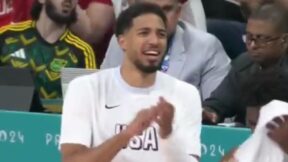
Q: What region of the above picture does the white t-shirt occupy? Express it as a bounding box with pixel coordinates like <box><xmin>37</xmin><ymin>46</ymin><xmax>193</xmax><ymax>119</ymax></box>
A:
<box><xmin>60</xmin><ymin>67</ymin><xmax>202</xmax><ymax>162</ymax></box>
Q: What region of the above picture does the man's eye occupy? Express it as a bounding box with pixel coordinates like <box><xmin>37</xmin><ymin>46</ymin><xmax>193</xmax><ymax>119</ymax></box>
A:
<box><xmin>139</xmin><ymin>31</ymin><xmax>148</xmax><ymax>36</ymax></box>
<box><xmin>162</xmin><ymin>6</ymin><xmax>173</xmax><ymax>13</ymax></box>
<box><xmin>158</xmin><ymin>32</ymin><xmax>167</xmax><ymax>38</ymax></box>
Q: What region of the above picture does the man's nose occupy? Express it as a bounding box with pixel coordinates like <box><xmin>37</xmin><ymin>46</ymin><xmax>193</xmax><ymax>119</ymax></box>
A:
<box><xmin>148</xmin><ymin>33</ymin><xmax>160</xmax><ymax>45</ymax></box>
<box><xmin>247</xmin><ymin>40</ymin><xmax>259</xmax><ymax>50</ymax></box>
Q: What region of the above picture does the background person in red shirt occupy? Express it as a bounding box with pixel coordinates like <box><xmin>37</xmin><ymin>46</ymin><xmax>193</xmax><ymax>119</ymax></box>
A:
<box><xmin>0</xmin><ymin>0</ymin><xmax>13</xmax><ymax>26</ymax></box>
<box><xmin>74</xmin><ymin>0</ymin><xmax>114</xmax><ymax>66</ymax></box>
<box><xmin>0</xmin><ymin>0</ymin><xmax>114</xmax><ymax>66</ymax></box>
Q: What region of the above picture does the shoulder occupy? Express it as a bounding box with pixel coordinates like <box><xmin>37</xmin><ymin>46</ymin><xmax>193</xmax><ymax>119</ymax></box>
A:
<box><xmin>179</xmin><ymin>21</ymin><xmax>224</xmax><ymax>57</ymax></box>
<box><xmin>0</xmin><ymin>20</ymin><xmax>33</xmax><ymax>35</ymax></box>
<box><xmin>180</xmin><ymin>21</ymin><xmax>219</xmax><ymax>44</ymax></box>
<box><xmin>63</xmin><ymin>30</ymin><xmax>96</xmax><ymax>68</ymax></box>
<box><xmin>231</xmin><ymin>53</ymin><xmax>254</xmax><ymax>71</ymax></box>
<box><xmin>179</xmin><ymin>21</ymin><xmax>228</xmax><ymax>63</ymax></box>
<box><xmin>69</xmin><ymin>68</ymin><xmax>114</xmax><ymax>87</ymax></box>
<box><xmin>63</xmin><ymin>30</ymin><xmax>94</xmax><ymax>51</ymax></box>
<box><xmin>158</xmin><ymin>72</ymin><xmax>199</xmax><ymax>96</ymax></box>
<box><xmin>68</xmin><ymin>72</ymin><xmax>95</xmax><ymax>89</ymax></box>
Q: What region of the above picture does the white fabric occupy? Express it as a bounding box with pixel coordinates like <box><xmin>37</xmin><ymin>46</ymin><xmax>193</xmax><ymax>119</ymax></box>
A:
<box><xmin>111</xmin><ymin>0</ymin><xmax>206</xmax><ymax>31</ymax></box>
<box><xmin>60</xmin><ymin>67</ymin><xmax>202</xmax><ymax>162</ymax></box>
<box><xmin>101</xmin><ymin>21</ymin><xmax>231</xmax><ymax>100</ymax></box>
<box><xmin>180</xmin><ymin>0</ymin><xmax>206</xmax><ymax>31</ymax></box>
<box><xmin>235</xmin><ymin>100</ymin><xmax>288</xmax><ymax>162</ymax></box>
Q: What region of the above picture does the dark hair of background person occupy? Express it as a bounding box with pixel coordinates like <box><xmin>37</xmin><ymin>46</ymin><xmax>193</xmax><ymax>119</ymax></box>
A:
<box><xmin>31</xmin><ymin>0</ymin><xmax>42</xmax><ymax>20</ymax></box>
<box><xmin>115</xmin><ymin>2</ymin><xmax>167</xmax><ymax>37</ymax></box>
<box><xmin>249</xmin><ymin>4</ymin><xmax>288</xmax><ymax>33</ymax></box>
<box><xmin>30</xmin><ymin>0</ymin><xmax>77</xmax><ymax>25</ymax></box>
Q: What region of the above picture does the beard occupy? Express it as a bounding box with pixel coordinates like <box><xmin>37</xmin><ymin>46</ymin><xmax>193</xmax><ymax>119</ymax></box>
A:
<box><xmin>45</xmin><ymin>0</ymin><xmax>77</xmax><ymax>25</ymax></box>
<box><xmin>134</xmin><ymin>60</ymin><xmax>160</xmax><ymax>74</ymax></box>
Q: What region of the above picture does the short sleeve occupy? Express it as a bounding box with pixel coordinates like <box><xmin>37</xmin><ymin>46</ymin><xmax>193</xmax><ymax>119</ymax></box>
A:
<box><xmin>161</xmin><ymin>83</ymin><xmax>202</xmax><ymax>160</ymax></box>
<box><xmin>178</xmin><ymin>85</ymin><xmax>202</xmax><ymax>157</ymax></box>
<box><xmin>59</xmin><ymin>76</ymin><xmax>94</xmax><ymax>148</ymax></box>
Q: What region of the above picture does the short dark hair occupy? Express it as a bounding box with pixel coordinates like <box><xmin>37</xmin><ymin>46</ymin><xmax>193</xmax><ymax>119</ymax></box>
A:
<box><xmin>31</xmin><ymin>0</ymin><xmax>42</xmax><ymax>20</ymax></box>
<box><xmin>249</xmin><ymin>4</ymin><xmax>288</xmax><ymax>33</ymax></box>
<box><xmin>241</xmin><ymin>68</ymin><xmax>288</xmax><ymax>107</ymax></box>
<box><xmin>115</xmin><ymin>2</ymin><xmax>167</xmax><ymax>37</ymax></box>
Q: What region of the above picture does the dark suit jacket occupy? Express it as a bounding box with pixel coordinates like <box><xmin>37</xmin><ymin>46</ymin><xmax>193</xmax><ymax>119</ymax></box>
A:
<box><xmin>203</xmin><ymin>53</ymin><xmax>288</xmax><ymax>124</ymax></box>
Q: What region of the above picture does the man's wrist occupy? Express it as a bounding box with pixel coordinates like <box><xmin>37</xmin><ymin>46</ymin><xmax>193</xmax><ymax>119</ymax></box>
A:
<box><xmin>118</xmin><ymin>130</ymin><xmax>134</xmax><ymax>146</ymax></box>
<box><xmin>283</xmin><ymin>145</ymin><xmax>288</xmax><ymax>154</ymax></box>
<box><xmin>159</xmin><ymin>125</ymin><xmax>172</xmax><ymax>139</ymax></box>
<box><xmin>203</xmin><ymin>106</ymin><xmax>220</xmax><ymax>123</ymax></box>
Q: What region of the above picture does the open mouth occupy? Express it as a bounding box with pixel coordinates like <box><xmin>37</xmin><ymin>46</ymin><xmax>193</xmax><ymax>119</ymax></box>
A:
<box><xmin>144</xmin><ymin>50</ymin><xmax>159</xmax><ymax>55</ymax></box>
<box><xmin>62</xmin><ymin>2</ymin><xmax>72</xmax><ymax>11</ymax></box>
<box><xmin>143</xmin><ymin>50</ymin><xmax>161</xmax><ymax>60</ymax></box>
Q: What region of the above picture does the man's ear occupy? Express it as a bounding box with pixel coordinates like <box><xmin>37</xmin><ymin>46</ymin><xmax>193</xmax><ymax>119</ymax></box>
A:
<box><xmin>282</xmin><ymin>33</ymin><xmax>288</xmax><ymax>43</ymax></box>
<box><xmin>281</xmin><ymin>33</ymin><xmax>288</xmax><ymax>52</ymax></box>
<box><xmin>176</xmin><ymin>4</ymin><xmax>182</xmax><ymax>19</ymax></box>
<box><xmin>117</xmin><ymin>35</ymin><xmax>127</xmax><ymax>52</ymax></box>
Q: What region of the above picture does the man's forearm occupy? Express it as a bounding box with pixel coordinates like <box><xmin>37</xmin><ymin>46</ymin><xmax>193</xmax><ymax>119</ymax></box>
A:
<box><xmin>63</xmin><ymin>131</ymin><xmax>132</xmax><ymax>162</ymax></box>
<box><xmin>70</xmin><ymin>3</ymin><xmax>114</xmax><ymax>44</ymax></box>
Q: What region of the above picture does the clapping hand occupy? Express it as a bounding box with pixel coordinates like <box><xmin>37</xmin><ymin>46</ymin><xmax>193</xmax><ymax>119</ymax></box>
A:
<box><xmin>266</xmin><ymin>115</ymin><xmax>288</xmax><ymax>154</ymax></box>
<box><xmin>125</xmin><ymin>97</ymin><xmax>175</xmax><ymax>139</ymax></box>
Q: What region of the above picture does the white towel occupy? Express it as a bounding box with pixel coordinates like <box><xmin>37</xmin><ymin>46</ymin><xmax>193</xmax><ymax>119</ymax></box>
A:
<box><xmin>235</xmin><ymin>100</ymin><xmax>288</xmax><ymax>162</ymax></box>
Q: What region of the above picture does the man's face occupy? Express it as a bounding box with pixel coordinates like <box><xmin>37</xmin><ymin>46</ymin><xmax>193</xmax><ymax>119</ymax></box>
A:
<box><xmin>44</xmin><ymin>0</ymin><xmax>78</xmax><ymax>25</ymax></box>
<box><xmin>141</xmin><ymin>0</ymin><xmax>181</xmax><ymax>36</ymax></box>
<box><xmin>245</xmin><ymin>19</ymin><xmax>286</xmax><ymax>67</ymax></box>
<box><xmin>118</xmin><ymin>14</ymin><xmax>167</xmax><ymax>73</ymax></box>
<box><xmin>246</xmin><ymin>106</ymin><xmax>260</xmax><ymax>132</ymax></box>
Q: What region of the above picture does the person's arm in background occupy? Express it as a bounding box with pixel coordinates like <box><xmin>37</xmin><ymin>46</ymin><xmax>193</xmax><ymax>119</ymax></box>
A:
<box><xmin>199</xmin><ymin>36</ymin><xmax>231</xmax><ymax>101</ymax></box>
<box><xmin>180</xmin><ymin>0</ymin><xmax>207</xmax><ymax>31</ymax></box>
<box><xmin>71</xmin><ymin>0</ymin><xmax>115</xmax><ymax>44</ymax></box>
<box><xmin>100</xmin><ymin>35</ymin><xmax>124</xmax><ymax>69</ymax></box>
<box><xmin>202</xmin><ymin>67</ymin><xmax>241</xmax><ymax>124</ymax></box>
<box><xmin>12</xmin><ymin>0</ymin><xmax>33</xmax><ymax>23</ymax></box>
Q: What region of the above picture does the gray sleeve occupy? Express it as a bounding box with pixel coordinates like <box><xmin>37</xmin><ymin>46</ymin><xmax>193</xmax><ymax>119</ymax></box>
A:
<box><xmin>200</xmin><ymin>36</ymin><xmax>231</xmax><ymax>100</ymax></box>
<box><xmin>100</xmin><ymin>35</ymin><xmax>124</xmax><ymax>69</ymax></box>
<box><xmin>181</xmin><ymin>0</ymin><xmax>206</xmax><ymax>31</ymax></box>
<box><xmin>284</xmin><ymin>153</ymin><xmax>288</xmax><ymax>162</ymax></box>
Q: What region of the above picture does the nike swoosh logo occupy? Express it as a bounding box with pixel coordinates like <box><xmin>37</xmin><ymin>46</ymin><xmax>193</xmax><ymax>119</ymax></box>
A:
<box><xmin>105</xmin><ymin>104</ymin><xmax>120</xmax><ymax>109</ymax></box>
